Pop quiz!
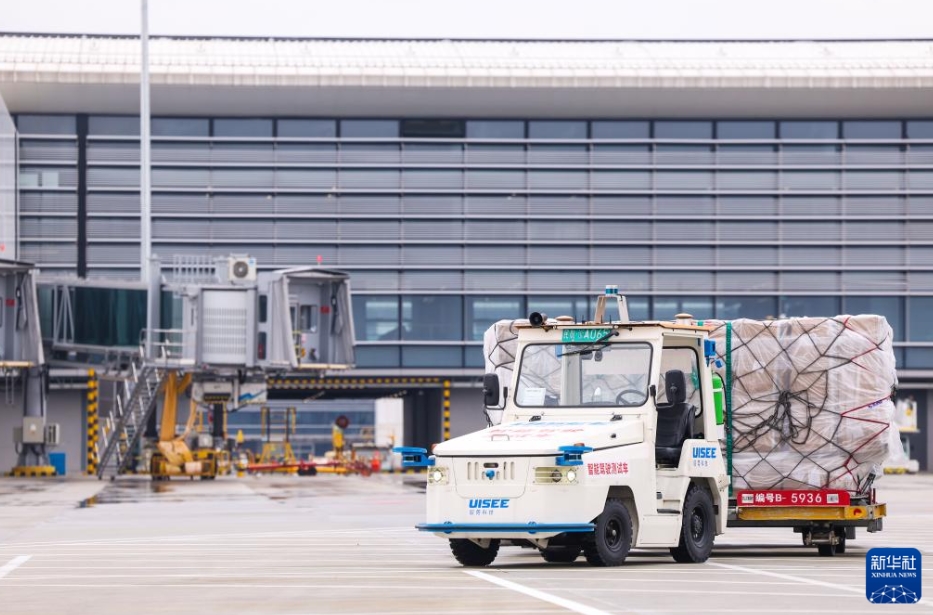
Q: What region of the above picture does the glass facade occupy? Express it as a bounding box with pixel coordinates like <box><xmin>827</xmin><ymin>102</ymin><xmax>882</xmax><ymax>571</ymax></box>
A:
<box><xmin>15</xmin><ymin>115</ymin><xmax>933</xmax><ymax>370</ymax></box>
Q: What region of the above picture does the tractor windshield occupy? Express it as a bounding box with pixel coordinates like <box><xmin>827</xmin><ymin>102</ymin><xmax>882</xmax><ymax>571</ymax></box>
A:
<box><xmin>515</xmin><ymin>342</ymin><xmax>652</xmax><ymax>408</ymax></box>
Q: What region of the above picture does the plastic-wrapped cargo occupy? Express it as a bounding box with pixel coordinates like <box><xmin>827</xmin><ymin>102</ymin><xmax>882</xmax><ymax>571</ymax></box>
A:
<box><xmin>708</xmin><ymin>316</ymin><xmax>897</xmax><ymax>493</ymax></box>
<box><xmin>483</xmin><ymin>319</ymin><xmax>524</xmax><ymax>394</ymax></box>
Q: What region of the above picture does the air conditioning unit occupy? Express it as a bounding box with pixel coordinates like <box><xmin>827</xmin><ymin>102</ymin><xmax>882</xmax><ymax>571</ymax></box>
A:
<box><xmin>227</xmin><ymin>256</ymin><xmax>257</xmax><ymax>284</ymax></box>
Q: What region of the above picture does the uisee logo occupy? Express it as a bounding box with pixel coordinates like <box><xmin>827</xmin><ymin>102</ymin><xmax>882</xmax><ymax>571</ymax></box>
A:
<box><xmin>692</xmin><ymin>446</ymin><xmax>717</xmax><ymax>459</ymax></box>
<box><xmin>468</xmin><ymin>498</ymin><xmax>510</xmax><ymax>509</ymax></box>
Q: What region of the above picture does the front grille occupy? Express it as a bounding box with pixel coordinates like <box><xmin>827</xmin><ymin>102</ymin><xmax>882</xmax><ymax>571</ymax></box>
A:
<box><xmin>465</xmin><ymin>460</ymin><xmax>516</xmax><ymax>482</ymax></box>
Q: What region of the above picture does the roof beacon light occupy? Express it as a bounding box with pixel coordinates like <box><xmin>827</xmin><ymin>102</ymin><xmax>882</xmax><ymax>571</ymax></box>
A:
<box><xmin>605</xmin><ymin>284</ymin><xmax>619</xmax><ymax>296</ymax></box>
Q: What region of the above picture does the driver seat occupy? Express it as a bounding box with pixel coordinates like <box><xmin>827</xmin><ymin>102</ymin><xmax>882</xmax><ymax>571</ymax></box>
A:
<box><xmin>655</xmin><ymin>369</ymin><xmax>695</xmax><ymax>466</ymax></box>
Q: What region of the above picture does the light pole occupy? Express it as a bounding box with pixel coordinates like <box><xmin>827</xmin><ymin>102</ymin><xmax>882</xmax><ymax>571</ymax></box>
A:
<box><xmin>141</xmin><ymin>0</ymin><xmax>153</xmax><ymax>356</ymax></box>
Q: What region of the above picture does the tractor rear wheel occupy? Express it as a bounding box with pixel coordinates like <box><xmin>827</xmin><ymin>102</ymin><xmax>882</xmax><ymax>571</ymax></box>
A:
<box><xmin>670</xmin><ymin>485</ymin><xmax>715</xmax><ymax>563</ymax></box>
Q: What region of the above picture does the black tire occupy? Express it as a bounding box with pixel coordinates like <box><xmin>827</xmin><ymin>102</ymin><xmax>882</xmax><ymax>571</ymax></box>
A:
<box><xmin>818</xmin><ymin>544</ymin><xmax>837</xmax><ymax>557</ymax></box>
<box><xmin>449</xmin><ymin>539</ymin><xmax>500</xmax><ymax>567</ymax></box>
<box><xmin>583</xmin><ymin>499</ymin><xmax>633</xmax><ymax>566</ymax></box>
<box><xmin>670</xmin><ymin>485</ymin><xmax>715</xmax><ymax>563</ymax></box>
<box><xmin>541</xmin><ymin>546</ymin><xmax>581</xmax><ymax>563</ymax></box>
<box><xmin>834</xmin><ymin>528</ymin><xmax>847</xmax><ymax>554</ymax></box>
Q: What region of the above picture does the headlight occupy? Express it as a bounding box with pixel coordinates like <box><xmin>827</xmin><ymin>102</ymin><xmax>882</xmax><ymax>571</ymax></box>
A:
<box><xmin>427</xmin><ymin>466</ymin><xmax>448</xmax><ymax>485</ymax></box>
<box><xmin>534</xmin><ymin>467</ymin><xmax>580</xmax><ymax>485</ymax></box>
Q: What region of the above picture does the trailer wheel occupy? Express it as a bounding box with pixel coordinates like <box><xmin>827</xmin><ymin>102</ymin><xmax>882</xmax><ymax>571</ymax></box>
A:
<box><xmin>670</xmin><ymin>485</ymin><xmax>715</xmax><ymax>563</ymax></box>
<box><xmin>818</xmin><ymin>544</ymin><xmax>837</xmax><ymax>557</ymax></box>
<box><xmin>449</xmin><ymin>539</ymin><xmax>500</xmax><ymax>567</ymax></box>
<box><xmin>583</xmin><ymin>499</ymin><xmax>633</xmax><ymax>566</ymax></box>
<box><xmin>541</xmin><ymin>546</ymin><xmax>581</xmax><ymax>563</ymax></box>
<box><xmin>834</xmin><ymin>528</ymin><xmax>847</xmax><ymax>554</ymax></box>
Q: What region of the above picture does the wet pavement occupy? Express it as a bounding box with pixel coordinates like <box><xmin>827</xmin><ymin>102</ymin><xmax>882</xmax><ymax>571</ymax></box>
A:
<box><xmin>0</xmin><ymin>473</ymin><xmax>931</xmax><ymax>615</ymax></box>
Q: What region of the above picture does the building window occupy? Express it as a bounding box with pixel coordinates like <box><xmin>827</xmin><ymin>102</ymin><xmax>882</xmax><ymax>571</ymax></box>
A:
<box><xmin>779</xmin><ymin>121</ymin><xmax>838</xmax><ymax>139</ymax></box>
<box><xmin>15</xmin><ymin>115</ymin><xmax>76</xmax><ymax>134</ymax></box>
<box><xmin>527</xmin><ymin>296</ymin><xmax>590</xmax><ymax>323</ymax></box>
<box><xmin>528</xmin><ymin>121</ymin><xmax>587</xmax><ymax>140</ymax></box>
<box><xmin>352</xmin><ymin>295</ymin><xmax>400</xmax><ymax>341</ymax></box>
<box><xmin>214</xmin><ymin>119</ymin><xmax>273</xmax><ymax>137</ymax></box>
<box><xmin>654</xmin><ymin>121</ymin><xmax>712</xmax><ymax>139</ymax></box>
<box><xmin>906</xmin><ymin>121</ymin><xmax>933</xmax><ymax>139</ymax></box>
<box><xmin>340</xmin><ymin>120</ymin><xmax>399</xmax><ymax>138</ymax></box>
<box><xmin>466</xmin><ymin>296</ymin><xmax>524</xmax><ymax>341</ymax></box>
<box><xmin>402</xmin><ymin>346</ymin><xmax>463</xmax><ymax>368</ymax></box>
<box><xmin>152</xmin><ymin>118</ymin><xmax>210</xmax><ymax>137</ymax></box>
<box><xmin>400</xmin><ymin>119</ymin><xmax>465</xmax><ymax>138</ymax></box>
<box><xmin>781</xmin><ymin>296</ymin><xmax>840</xmax><ymax>318</ymax></box>
<box><xmin>653</xmin><ymin>297</ymin><xmax>714</xmax><ymax>321</ymax></box>
<box><xmin>466</xmin><ymin>121</ymin><xmax>524</xmax><ymax>139</ymax></box>
<box><xmin>89</xmin><ymin>116</ymin><xmax>139</xmax><ymax>135</ymax></box>
<box><xmin>844</xmin><ymin>296</ymin><xmax>903</xmax><ymax>341</ymax></box>
<box><xmin>277</xmin><ymin>119</ymin><xmax>336</xmax><ymax>138</ymax></box>
<box><xmin>716</xmin><ymin>121</ymin><xmax>776</xmax><ymax>139</ymax></box>
<box><xmin>908</xmin><ymin>297</ymin><xmax>933</xmax><ymax>342</ymax></box>
<box><xmin>842</xmin><ymin>121</ymin><xmax>902</xmax><ymax>139</ymax></box>
<box><xmin>355</xmin><ymin>346</ymin><xmax>401</xmax><ymax>368</ymax></box>
<box><xmin>591</xmin><ymin>121</ymin><xmax>650</xmax><ymax>139</ymax></box>
<box><xmin>715</xmin><ymin>296</ymin><xmax>778</xmax><ymax>320</ymax></box>
<box><xmin>402</xmin><ymin>295</ymin><xmax>462</xmax><ymax>341</ymax></box>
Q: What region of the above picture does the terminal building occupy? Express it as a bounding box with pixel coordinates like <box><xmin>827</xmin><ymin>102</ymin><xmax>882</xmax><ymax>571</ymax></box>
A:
<box><xmin>0</xmin><ymin>34</ymin><xmax>931</xmax><ymax>471</ymax></box>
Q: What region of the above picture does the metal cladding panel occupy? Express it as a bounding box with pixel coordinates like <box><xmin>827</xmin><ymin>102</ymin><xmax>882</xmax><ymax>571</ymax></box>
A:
<box><xmin>781</xmin><ymin>272</ymin><xmax>839</xmax><ymax>292</ymax></box>
<box><xmin>782</xmin><ymin>196</ymin><xmax>841</xmax><ymax>216</ymax></box>
<box><xmin>527</xmin><ymin>245</ymin><xmax>588</xmax><ymax>266</ymax></box>
<box><xmin>717</xmin><ymin>271</ymin><xmax>778</xmax><ymax>292</ymax></box>
<box><xmin>591</xmin><ymin>145</ymin><xmax>650</xmax><ymax>165</ymax></box>
<box><xmin>402</xmin><ymin>144</ymin><xmax>462</xmax><ymax>164</ymax></box>
<box><xmin>402</xmin><ymin>196</ymin><xmax>461</xmax><ymax>215</ymax></box>
<box><xmin>199</xmin><ymin>289</ymin><xmax>251</xmax><ymax>365</ymax></box>
<box><xmin>843</xmin><ymin>271</ymin><xmax>907</xmax><ymax>292</ymax></box>
<box><xmin>718</xmin><ymin>246</ymin><xmax>778</xmax><ymax>266</ymax></box>
<box><xmin>845</xmin><ymin>246</ymin><xmax>904</xmax><ymax>267</ymax></box>
<box><xmin>718</xmin><ymin>197</ymin><xmax>777</xmax><ymax>216</ymax></box>
<box><xmin>20</xmin><ymin>192</ymin><xmax>78</xmax><ymax>214</ymax></box>
<box><xmin>465</xmin><ymin>195</ymin><xmax>525</xmax><ymax>216</ymax></box>
<box><xmin>87</xmin><ymin>167</ymin><xmax>138</xmax><ymax>188</ymax></box>
<box><xmin>783</xmin><ymin>246</ymin><xmax>841</xmax><ymax>266</ymax></box>
<box><xmin>152</xmin><ymin>142</ymin><xmax>209</xmax><ymax>163</ymax></box>
<box><xmin>152</xmin><ymin>194</ymin><xmax>209</xmax><ymax>214</ymax></box>
<box><xmin>86</xmin><ymin>218</ymin><xmax>137</xmax><ymax>239</ymax></box>
<box><xmin>21</xmin><ymin>139</ymin><xmax>79</xmax><ymax>162</ymax></box>
<box><xmin>275</xmin><ymin>143</ymin><xmax>337</xmax><ymax>164</ymax></box>
<box><xmin>466</xmin><ymin>145</ymin><xmax>525</xmax><ymax>164</ymax></box>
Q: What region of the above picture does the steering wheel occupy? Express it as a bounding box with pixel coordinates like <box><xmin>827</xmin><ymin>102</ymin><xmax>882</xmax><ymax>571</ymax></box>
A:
<box><xmin>615</xmin><ymin>389</ymin><xmax>648</xmax><ymax>406</ymax></box>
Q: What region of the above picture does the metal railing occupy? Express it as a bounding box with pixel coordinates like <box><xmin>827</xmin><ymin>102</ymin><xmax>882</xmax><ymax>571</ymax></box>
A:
<box><xmin>170</xmin><ymin>254</ymin><xmax>216</xmax><ymax>285</ymax></box>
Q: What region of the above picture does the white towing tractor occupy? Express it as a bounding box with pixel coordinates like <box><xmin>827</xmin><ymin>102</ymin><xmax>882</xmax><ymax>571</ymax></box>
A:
<box><xmin>396</xmin><ymin>287</ymin><xmax>730</xmax><ymax>567</ymax></box>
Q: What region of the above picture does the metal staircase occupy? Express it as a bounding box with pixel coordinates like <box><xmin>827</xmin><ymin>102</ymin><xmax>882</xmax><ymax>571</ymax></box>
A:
<box><xmin>96</xmin><ymin>350</ymin><xmax>164</xmax><ymax>478</ymax></box>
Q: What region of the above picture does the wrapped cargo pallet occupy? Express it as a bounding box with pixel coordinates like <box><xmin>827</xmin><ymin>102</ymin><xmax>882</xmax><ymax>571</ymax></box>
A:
<box><xmin>708</xmin><ymin>316</ymin><xmax>897</xmax><ymax>493</ymax></box>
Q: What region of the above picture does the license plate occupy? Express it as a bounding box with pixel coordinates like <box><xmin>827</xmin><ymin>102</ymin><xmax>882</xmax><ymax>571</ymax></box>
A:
<box><xmin>561</xmin><ymin>328</ymin><xmax>612</xmax><ymax>343</ymax></box>
<box><xmin>736</xmin><ymin>490</ymin><xmax>851</xmax><ymax>507</ymax></box>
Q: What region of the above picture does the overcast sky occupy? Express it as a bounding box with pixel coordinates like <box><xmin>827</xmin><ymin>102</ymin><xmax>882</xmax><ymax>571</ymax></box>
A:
<box><xmin>3</xmin><ymin>0</ymin><xmax>933</xmax><ymax>40</ymax></box>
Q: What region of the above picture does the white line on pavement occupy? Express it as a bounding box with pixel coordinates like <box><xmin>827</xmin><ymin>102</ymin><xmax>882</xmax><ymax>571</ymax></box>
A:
<box><xmin>465</xmin><ymin>570</ymin><xmax>616</xmax><ymax>615</ymax></box>
<box><xmin>0</xmin><ymin>556</ymin><xmax>31</xmax><ymax>579</ymax></box>
<box><xmin>709</xmin><ymin>562</ymin><xmax>933</xmax><ymax>609</ymax></box>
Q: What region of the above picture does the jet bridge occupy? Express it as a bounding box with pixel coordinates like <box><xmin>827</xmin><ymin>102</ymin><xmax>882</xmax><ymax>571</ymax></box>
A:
<box><xmin>0</xmin><ymin>259</ymin><xmax>58</xmax><ymax>476</ymax></box>
<box><xmin>40</xmin><ymin>255</ymin><xmax>355</xmax><ymax>477</ymax></box>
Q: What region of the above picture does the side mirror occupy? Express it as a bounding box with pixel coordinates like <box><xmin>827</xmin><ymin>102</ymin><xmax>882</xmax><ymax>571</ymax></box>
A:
<box><xmin>483</xmin><ymin>373</ymin><xmax>500</xmax><ymax>407</ymax></box>
<box><xmin>649</xmin><ymin>384</ymin><xmax>657</xmax><ymax>405</ymax></box>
